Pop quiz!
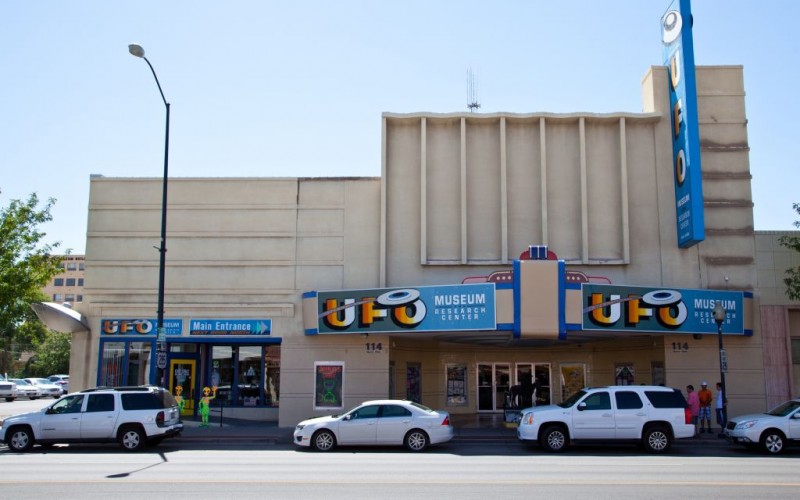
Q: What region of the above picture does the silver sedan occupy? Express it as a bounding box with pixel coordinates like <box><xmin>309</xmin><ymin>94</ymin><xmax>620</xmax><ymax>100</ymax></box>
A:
<box><xmin>294</xmin><ymin>399</ymin><xmax>454</xmax><ymax>452</ymax></box>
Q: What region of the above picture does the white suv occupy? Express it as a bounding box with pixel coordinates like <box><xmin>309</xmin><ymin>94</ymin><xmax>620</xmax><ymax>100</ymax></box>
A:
<box><xmin>517</xmin><ymin>385</ymin><xmax>694</xmax><ymax>453</ymax></box>
<box><xmin>0</xmin><ymin>386</ymin><xmax>183</xmax><ymax>452</ymax></box>
<box><xmin>724</xmin><ymin>398</ymin><xmax>800</xmax><ymax>454</ymax></box>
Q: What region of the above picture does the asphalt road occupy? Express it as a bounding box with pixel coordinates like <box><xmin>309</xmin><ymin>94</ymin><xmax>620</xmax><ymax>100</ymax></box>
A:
<box><xmin>2</xmin><ymin>398</ymin><xmax>800</xmax><ymax>499</ymax></box>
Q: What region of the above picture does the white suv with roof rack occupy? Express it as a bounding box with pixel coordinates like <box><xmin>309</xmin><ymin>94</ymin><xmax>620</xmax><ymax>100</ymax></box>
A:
<box><xmin>0</xmin><ymin>385</ymin><xmax>183</xmax><ymax>452</ymax></box>
<box><xmin>517</xmin><ymin>385</ymin><xmax>694</xmax><ymax>453</ymax></box>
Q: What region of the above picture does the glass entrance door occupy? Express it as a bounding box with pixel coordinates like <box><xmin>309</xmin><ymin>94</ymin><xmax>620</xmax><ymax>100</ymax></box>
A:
<box><xmin>477</xmin><ymin>363</ymin><xmax>510</xmax><ymax>412</ymax></box>
<box><xmin>169</xmin><ymin>358</ymin><xmax>196</xmax><ymax>416</ymax></box>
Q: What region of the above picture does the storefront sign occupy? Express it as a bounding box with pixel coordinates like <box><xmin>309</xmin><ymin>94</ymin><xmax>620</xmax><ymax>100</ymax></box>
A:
<box><xmin>316</xmin><ymin>283</ymin><xmax>496</xmax><ymax>334</ymax></box>
<box><xmin>189</xmin><ymin>319</ymin><xmax>271</xmax><ymax>336</ymax></box>
<box><xmin>582</xmin><ymin>284</ymin><xmax>744</xmax><ymax>334</ymax></box>
<box><xmin>101</xmin><ymin>318</ymin><xmax>183</xmax><ymax>336</ymax></box>
<box><xmin>662</xmin><ymin>0</ymin><xmax>705</xmax><ymax>248</ymax></box>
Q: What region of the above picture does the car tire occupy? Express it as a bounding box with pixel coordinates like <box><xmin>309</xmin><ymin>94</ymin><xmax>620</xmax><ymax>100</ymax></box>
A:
<box><xmin>760</xmin><ymin>429</ymin><xmax>786</xmax><ymax>454</ymax></box>
<box><xmin>642</xmin><ymin>425</ymin><xmax>672</xmax><ymax>453</ymax></box>
<box><xmin>5</xmin><ymin>397</ymin><xmax>14</xmax><ymax>402</ymax></box>
<box><xmin>7</xmin><ymin>426</ymin><xmax>34</xmax><ymax>452</ymax></box>
<box><xmin>118</xmin><ymin>425</ymin><xmax>146</xmax><ymax>452</ymax></box>
<box><xmin>540</xmin><ymin>425</ymin><xmax>568</xmax><ymax>453</ymax></box>
<box><xmin>30</xmin><ymin>397</ymin><xmax>38</xmax><ymax>400</ymax></box>
<box><xmin>404</xmin><ymin>430</ymin><xmax>429</xmax><ymax>452</ymax></box>
<box><xmin>311</xmin><ymin>429</ymin><xmax>337</xmax><ymax>451</ymax></box>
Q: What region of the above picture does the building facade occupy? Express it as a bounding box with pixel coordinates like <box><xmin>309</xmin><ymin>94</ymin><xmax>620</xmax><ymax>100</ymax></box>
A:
<box><xmin>41</xmin><ymin>255</ymin><xmax>85</xmax><ymax>305</ymax></box>
<box><xmin>49</xmin><ymin>65</ymin><xmax>793</xmax><ymax>428</ymax></box>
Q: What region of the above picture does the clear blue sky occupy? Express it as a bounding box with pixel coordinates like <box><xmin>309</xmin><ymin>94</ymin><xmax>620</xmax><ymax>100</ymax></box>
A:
<box><xmin>1</xmin><ymin>0</ymin><xmax>798</xmax><ymax>254</ymax></box>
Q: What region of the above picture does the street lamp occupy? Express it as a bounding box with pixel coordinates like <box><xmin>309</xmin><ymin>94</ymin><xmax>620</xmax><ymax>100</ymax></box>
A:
<box><xmin>712</xmin><ymin>302</ymin><xmax>727</xmax><ymax>432</ymax></box>
<box><xmin>128</xmin><ymin>43</ymin><xmax>170</xmax><ymax>387</ymax></box>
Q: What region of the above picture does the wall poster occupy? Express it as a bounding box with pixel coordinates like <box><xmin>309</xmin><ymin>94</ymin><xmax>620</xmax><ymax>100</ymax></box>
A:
<box><xmin>314</xmin><ymin>361</ymin><xmax>344</xmax><ymax>410</ymax></box>
<box><xmin>559</xmin><ymin>363</ymin><xmax>586</xmax><ymax>402</ymax></box>
<box><xmin>446</xmin><ymin>363</ymin><xmax>468</xmax><ymax>406</ymax></box>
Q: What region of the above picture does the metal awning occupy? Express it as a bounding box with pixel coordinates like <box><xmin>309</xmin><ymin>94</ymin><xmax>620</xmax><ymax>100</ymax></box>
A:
<box><xmin>30</xmin><ymin>302</ymin><xmax>90</xmax><ymax>333</ymax></box>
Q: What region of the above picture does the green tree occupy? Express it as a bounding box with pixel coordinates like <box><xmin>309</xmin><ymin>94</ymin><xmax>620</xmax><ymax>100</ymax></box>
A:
<box><xmin>0</xmin><ymin>192</ymin><xmax>65</xmax><ymax>374</ymax></box>
<box><xmin>777</xmin><ymin>202</ymin><xmax>800</xmax><ymax>301</ymax></box>
<box><xmin>25</xmin><ymin>330</ymin><xmax>71</xmax><ymax>377</ymax></box>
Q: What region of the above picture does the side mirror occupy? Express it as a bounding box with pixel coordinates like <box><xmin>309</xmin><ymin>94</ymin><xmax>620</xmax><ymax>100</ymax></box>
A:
<box><xmin>577</xmin><ymin>402</ymin><xmax>587</xmax><ymax>412</ymax></box>
<box><xmin>792</xmin><ymin>412</ymin><xmax>800</xmax><ymax>420</ymax></box>
<box><xmin>343</xmin><ymin>414</ymin><xmax>352</xmax><ymax>421</ymax></box>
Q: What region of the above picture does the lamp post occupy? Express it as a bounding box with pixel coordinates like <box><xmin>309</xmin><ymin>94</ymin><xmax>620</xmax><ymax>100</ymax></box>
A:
<box><xmin>712</xmin><ymin>302</ymin><xmax>727</xmax><ymax>430</ymax></box>
<box><xmin>128</xmin><ymin>43</ymin><xmax>170</xmax><ymax>387</ymax></box>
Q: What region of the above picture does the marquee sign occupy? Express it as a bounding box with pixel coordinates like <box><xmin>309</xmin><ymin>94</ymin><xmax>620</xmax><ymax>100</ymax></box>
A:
<box><xmin>101</xmin><ymin>318</ymin><xmax>183</xmax><ymax>336</ymax></box>
<box><xmin>315</xmin><ymin>283</ymin><xmax>496</xmax><ymax>334</ymax></box>
<box><xmin>582</xmin><ymin>284</ymin><xmax>745</xmax><ymax>335</ymax></box>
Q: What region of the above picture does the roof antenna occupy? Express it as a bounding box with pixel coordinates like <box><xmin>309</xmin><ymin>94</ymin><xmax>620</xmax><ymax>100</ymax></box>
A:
<box><xmin>467</xmin><ymin>68</ymin><xmax>481</xmax><ymax>112</ymax></box>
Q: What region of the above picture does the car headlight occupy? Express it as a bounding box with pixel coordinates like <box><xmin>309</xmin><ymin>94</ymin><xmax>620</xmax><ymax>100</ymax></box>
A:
<box><xmin>521</xmin><ymin>413</ymin><xmax>534</xmax><ymax>425</ymax></box>
<box><xmin>735</xmin><ymin>420</ymin><xmax>757</xmax><ymax>430</ymax></box>
<box><xmin>295</xmin><ymin>424</ymin><xmax>305</xmax><ymax>431</ymax></box>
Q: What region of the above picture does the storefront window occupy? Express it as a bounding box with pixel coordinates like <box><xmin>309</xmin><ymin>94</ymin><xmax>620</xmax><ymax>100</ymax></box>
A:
<box><xmin>315</xmin><ymin>362</ymin><xmax>344</xmax><ymax>410</ymax></box>
<box><xmin>127</xmin><ymin>342</ymin><xmax>152</xmax><ymax>386</ymax></box>
<box><xmin>99</xmin><ymin>342</ymin><xmax>125</xmax><ymax>387</ymax></box>
<box><xmin>211</xmin><ymin>346</ymin><xmax>234</xmax><ymax>405</ymax></box>
<box><xmin>265</xmin><ymin>345</ymin><xmax>280</xmax><ymax>407</ymax></box>
<box><xmin>560</xmin><ymin>363</ymin><xmax>586</xmax><ymax>402</ymax></box>
<box><xmin>238</xmin><ymin>346</ymin><xmax>261</xmax><ymax>406</ymax></box>
<box><xmin>615</xmin><ymin>363</ymin><xmax>635</xmax><ymax>385</ymax></box>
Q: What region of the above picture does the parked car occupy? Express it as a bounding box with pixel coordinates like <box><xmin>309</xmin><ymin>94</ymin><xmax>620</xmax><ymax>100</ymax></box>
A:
<box><xmin>25</xmin><ymin>378</ymin><xmax>63</xmax><ymax>399</ymax></box>
<box><xmin>724</xmin><ymin>398</ymin><xmax>800</xmax><ymax>454</ymax></box>
<box><xmin>517</xmin><ymin>385</ymin><xmax>694</xmax><ymax>453</ymax></box>
<box><xmin>0</xmin><ymin>378</ymin><xmax>16</xmax><ymax>402</ymax></box>
<box><xmin>0</xmin><ymin>385</ymin><xmax>183</xmax><ymax>452</ymax></box>
<box><xmin>9</xmin><ymin>379</ymin><xmax>42</xmax><ymax>400</ymax></box>
<box><xmin>48</xmin><ymin>374</ymin><xmax>69</xmax><ymax>394</ymax></box>
<box><xmin>293</xmin><ymin>399</ymin><xmax>454</xmax><ymax>452</ymax></box>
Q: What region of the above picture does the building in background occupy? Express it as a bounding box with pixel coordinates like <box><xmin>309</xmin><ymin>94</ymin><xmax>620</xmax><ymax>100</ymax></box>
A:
<box><xmin>41</xmin><ymin>255</ymin><xmax>85</xmax><ymax>305</ymax></box>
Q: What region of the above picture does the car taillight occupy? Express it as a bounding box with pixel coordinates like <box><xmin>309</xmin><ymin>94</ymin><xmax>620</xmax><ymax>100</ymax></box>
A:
<box><xmin>441</xmin><ymin>416</ymin><xmax>450</xmax><ymax>426</ymax></box>
<box><xmin>684</xmin><ymin>407</ymin><xmax>692</xmax><ymax>425</ymax></box>
<box><xmin>156</xmin><ymin>410</ymin><xmax>165</xmax><ymax>427</ymax></box>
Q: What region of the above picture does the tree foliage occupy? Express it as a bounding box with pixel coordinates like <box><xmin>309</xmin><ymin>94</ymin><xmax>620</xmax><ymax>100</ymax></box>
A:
<box><xmin>24</xmin><ymin>331</ymin><xmax>71</xmax><ymax>377</ymax></box>
<box><xmin>777</xmin><ymin>202</ymin><xmax>800</xmax><ymax>301</ymax></box>
<box><xmin>0</xmin><ymin>192</ymin><xmax>66</xmax><ymax>373</ymax></box>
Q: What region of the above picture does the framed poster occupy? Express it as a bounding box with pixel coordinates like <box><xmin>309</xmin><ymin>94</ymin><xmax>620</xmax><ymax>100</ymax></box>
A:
<box><xmin>446</xmin><ymin>363</ymin><xmax>468</xmax><ymax>406</ymax></box>
<box><xmin>314</xmin><ymin>361</ymin><xmax>344</xmax><ymax>410</ymax></box>
<box><xmin>559</xmin><ymin>363</ymin><xmax>586</xmax><ymax>402</ymax></box>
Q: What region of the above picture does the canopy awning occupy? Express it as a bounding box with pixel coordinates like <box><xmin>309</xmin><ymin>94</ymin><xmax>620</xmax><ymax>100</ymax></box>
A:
<box><xmin>30</xmin><ymin>302</ymin><xmax>90</xmax><ymax>333</ymax></box>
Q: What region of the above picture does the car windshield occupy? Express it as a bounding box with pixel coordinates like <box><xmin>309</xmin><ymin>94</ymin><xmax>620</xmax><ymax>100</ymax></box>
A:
<box><xmin>12</xmin><ymin>379</ymin><xmax>31</xmax><ymax>386</ymax></box>
<box><xmin>559</xmin><ymin>390</ymin><xmax>587</xmax><ymax>408</ymax></box>
<box><xmin>30</xmin><ymin>379</ymin><xmax>48</xmax><ymax>384</ymax></box>
<box><xmin>766</xmin><ymin>400</ymin><xmax>800</xmax><ymax>417</ymax></box>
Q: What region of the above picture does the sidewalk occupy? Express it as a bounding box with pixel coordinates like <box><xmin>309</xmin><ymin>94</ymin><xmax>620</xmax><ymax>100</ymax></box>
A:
<box><xmin>176</xmin><ymin>415</ymin><xmax>728</xmax><ymax>447</ymax></box>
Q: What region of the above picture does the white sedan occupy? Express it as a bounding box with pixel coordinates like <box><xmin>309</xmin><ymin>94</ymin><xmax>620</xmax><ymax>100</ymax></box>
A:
<box><xmin>9</xmin><ymin>379</ymin><xmax>42</xmax><ymax>400</ymax></box>
<box><xmin>725</xmin><ymin>399</ymin><xmax>800</xmax><ymax>454</ymax></box>
<box><xmin>25</xmin><ymin>378</ymin><xmax>63</xmax><ymax>399</ymax></box>
<box><xmin>293</xmin><ymin>399</ymin><xmax>454</xmax><ymax>452</ymax></box>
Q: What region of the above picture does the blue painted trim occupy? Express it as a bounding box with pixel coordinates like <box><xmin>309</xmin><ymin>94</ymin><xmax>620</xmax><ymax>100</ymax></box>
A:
<box><xmin>513</xmin><ymin>260</ymin><xmax>521</xmax><ymax>339</ymax></box>
<box><xmin>496</xmin><ymin>282</ymin><xmax>514</xmax><ymax>290</ymax></box>
<box><xmin>744</xmin><ymin>329</ymin><xmax>753</xmax><ymax>337</ymax></box>
<box><xmin>566</xmin><ymin>323</ymin><xmax>582</xmax><ymax>331</ymax></box>
<box><xmin>558</xmin><ymin>260</ymin><xmax>567</xmax><ymax>340</ymax></box>
<box><xmin>497</xmin><ymin>323</ymin><xmax>514</xmax><ymax>331</ymax></box>
<box><xmin>743</xmin><ymin>291</ymin><xmax>753</xmax><ymax>298</ymax></box>
<box><xmin>302</xmin><ymin>291</ymin><xmax>318</xmax><ymax>299</ymax></box>
<box><xmin>565</xmin><ymin>282</ymin><xmax>582</xmax><ymax>290</ymax></box>
<box><xmin>305</xmin><ymin>328</ymin><xmax>319</xmax><ymax>335</ymax></box>
<box><xmin>169</xmin><ymin>336</ymin><xmax>282</xmax><ymax>345</ymax></box>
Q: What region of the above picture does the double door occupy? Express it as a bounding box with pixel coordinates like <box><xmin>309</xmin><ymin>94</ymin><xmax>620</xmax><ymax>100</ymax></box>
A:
<box><xmin>477</xmin><ymin>362</ymin><xmax>551</xmax><ymax>412</ymax></box>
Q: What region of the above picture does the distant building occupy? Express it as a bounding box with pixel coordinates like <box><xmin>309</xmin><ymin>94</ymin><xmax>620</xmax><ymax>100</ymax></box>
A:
<box><xmin>41</xmin><ymin>255</ymin><xmax>85</xmax><ymax>305</ymax></box>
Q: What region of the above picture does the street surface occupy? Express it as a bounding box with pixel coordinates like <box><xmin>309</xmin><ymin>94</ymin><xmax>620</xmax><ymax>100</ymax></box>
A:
<box><xmin>2</xmin><ymin>399</ymin><xmax>799</xmax><ymax>499</ymax></box>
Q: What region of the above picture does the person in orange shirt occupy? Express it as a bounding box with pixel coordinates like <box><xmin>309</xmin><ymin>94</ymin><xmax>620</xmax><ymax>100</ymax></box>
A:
<box><xmin>697</xmin><ymin>381</ymin><xmax>713</xmax><ymax>433</ymax></box>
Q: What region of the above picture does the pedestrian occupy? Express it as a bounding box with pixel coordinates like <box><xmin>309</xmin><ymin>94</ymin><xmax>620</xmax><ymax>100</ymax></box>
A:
<box><xmin>715</xmin><ymin>381</ymin><xmax>728</xmax><ymax>437</ymax></box>
<box><xmin>686</xmin><ymin>384</ymin><xmax>700</xmax><ymax>436</ymax></box>
<box><xmin>697</xmin><ymin>381</ymin><xmax>713</xmax><ymax>433</ymax></box>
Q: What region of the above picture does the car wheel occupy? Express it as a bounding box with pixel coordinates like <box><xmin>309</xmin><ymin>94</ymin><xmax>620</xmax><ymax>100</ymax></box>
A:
<box><xmin>312</xmin><ymin>429</ymin><xmax>336</xmax><ymax>451</ymax></box>
<box><xmin>642</xmin><ymin>425</ymin><xmax>672</xmax><ymax>453</ymax></box>
<box><xmin>7</xmin><ymin>426</ymin><xmax>34</xmax><ymax>452</ymax></box>
<box><xmin>404</xmin><ymin>430</ymin><xmax>429</xmax><ymax>452</ymax></box>
<box><xmin>540</xmin><ymin>425</ymin><xmax>568</xmax><ymax>453</ymax></box>
<box><xmin>118</xmin><ymin>426</ymin><xmax>146</xmax><ymax>452</ymax></box>
<box><xmin>5</xmin><ymin>397</ymin><xmax>14</xmax><ymax>402</ymax></box>
<box><xmin>30</xmin><ymin>397</ymin><xmax>38</xmax><ymax>400</ymax></box>
<box><xmin>760</xmin><ymin>429</ymin><xmax>785</xmax><ymax>454</ymax></box>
